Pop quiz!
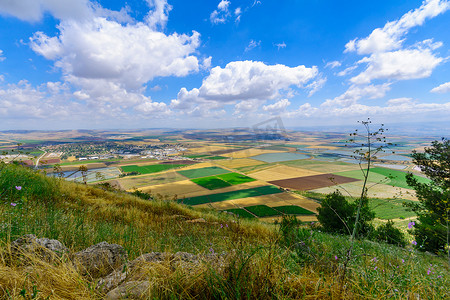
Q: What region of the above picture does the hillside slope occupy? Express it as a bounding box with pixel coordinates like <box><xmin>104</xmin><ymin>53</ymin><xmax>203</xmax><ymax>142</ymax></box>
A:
<box><xmin>0</xmin><ymin>163</ymin><xmax>448</xmax><ymax>299</ymax></box>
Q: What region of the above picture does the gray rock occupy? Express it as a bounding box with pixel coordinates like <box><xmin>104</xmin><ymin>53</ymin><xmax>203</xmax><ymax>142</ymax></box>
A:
<box><xmin>74</xmin><ymin>241</ymin><xmax>127</xmax><ymax>278</ymax></box>
<box><xmin>97</xmin><ymin>251</ymin><xmax>199</xmax><ymax>293</ymax></box>
<box><xmin>105</xmin><ymin>281</ymin><xmax>150</xmax><ymax>300</ymax></box>
<box><xmin>11</xmin><ymin>234</ymin><xmax>69</xmax><ymax>262</ymax></box>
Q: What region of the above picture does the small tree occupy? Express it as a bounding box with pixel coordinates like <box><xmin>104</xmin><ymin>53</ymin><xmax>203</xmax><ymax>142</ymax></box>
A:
<box><xmin>317</xmin><ymin>191</ymin><xmax>374</xmax><ymax>238</ymax></box>
<box><xmin>372</xmin><ymin>220</ymin><xmax>406</xmax><ymax>247</ymax></box>
<box><xmin>406</xmin><ymin>138</ymin><xmax>450</xmax><ymax>263</ymax></box>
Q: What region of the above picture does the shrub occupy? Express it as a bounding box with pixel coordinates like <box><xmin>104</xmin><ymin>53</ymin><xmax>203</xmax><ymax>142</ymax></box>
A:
<box><xmin>317</xmin><ymin>191</ymin><xmax>374</xmax><ymax>238</ymax></box>
<box><xmin>371</xmin><ymin>220</ymin><xmax>406</xmax><ymax>247</ymax></box>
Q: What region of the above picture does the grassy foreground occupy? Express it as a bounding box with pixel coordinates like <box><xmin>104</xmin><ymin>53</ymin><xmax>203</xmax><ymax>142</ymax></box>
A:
<box><xmin>0</xmin><ymin>163</ymin><xmax>449</xmax><ymax>299</ymax></box>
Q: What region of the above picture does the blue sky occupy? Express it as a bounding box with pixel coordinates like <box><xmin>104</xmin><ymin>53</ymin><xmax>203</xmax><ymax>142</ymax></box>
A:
<box><xmin>0</xmin><ymin>0</ymin><xmax>449</xmax><ymax>130</ymax></box>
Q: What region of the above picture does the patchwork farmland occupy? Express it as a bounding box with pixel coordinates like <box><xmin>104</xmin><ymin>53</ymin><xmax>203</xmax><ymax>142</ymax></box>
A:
<box><xmin>75</xmin><ymin>133</ymin><xmax>426</xmax><ymax>223</ymax></box>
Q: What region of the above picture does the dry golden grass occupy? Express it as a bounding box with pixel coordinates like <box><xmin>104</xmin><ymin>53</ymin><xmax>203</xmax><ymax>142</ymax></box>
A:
<box><xmin>215</xmin><ymin>158</ymin><xmax>263</xmax><ymax>169</ymax></box>
<box><xmin>221</xmin><ymin>148</ymin><xmax>283</xmax><ymax>159</ymax></box>
<box><xmin>0</xmin><ymin>247</ymin><xmax>94</xmax><ymax>299</ymax></box>
<box><xmin>249</xmin><ymin>165</ymin><xmax>323</xmax><ymax>181</ymax></box>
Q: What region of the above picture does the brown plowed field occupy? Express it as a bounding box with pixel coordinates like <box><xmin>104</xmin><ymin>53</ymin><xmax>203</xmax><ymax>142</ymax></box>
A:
<box><xmin>268</xmin><ymin>174</ymin><xmax>359</xmax><ymax>191</ymax></box>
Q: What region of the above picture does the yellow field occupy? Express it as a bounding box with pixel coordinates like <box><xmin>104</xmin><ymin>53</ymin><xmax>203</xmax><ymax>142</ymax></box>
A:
<box><xmin>215</xmin><ymin>158</ymin><xmax>263</xmax><ymax>169</ymax></box>
<box><xmin>311</xmin><ymin>182</ymin><xmax>418</xmax><ymax>201</ymax></box>
<box><xmin>249</xmin><ymin>165</ymin><xmax>322</xmax><ymax>181</ymax></box>
<box><xmin>187</xmin><ymin>145</ymin><xmax>232</xmax><ymax>154</ymax></box>
<box><xmin>66</xmin><ymin>156</ymin><xmax>77</xmax><ymax>162</ymax></box>
<box><xmin>221</xmin><ymin>148</ymin><xmax>283</xmax><ymax>159</ymax></box>
<box><xmin>138</xmin><ymin>180</ymin><xmax>207</xmax><ymax>197</ymax></box>
<box><xmin>305</xmin><ymin>145</ymin><xmax>339</xmax><ymax>150</ymax></box>
<box><xmin>119</xmin><ymin>170</ymin><xmax>184</xmax><ymax>190</ymax></box>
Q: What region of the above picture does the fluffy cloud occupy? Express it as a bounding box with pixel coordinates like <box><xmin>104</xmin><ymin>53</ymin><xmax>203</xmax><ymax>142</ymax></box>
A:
<box><xmin>30</xmin><ymin>18</ymin><xmax>200</xmax><ymax>91</ymax></box>
<box><xmin>210</xmin><ymin>0</ymin><xmax>231</xmax><ymax>24</ymax></box>
<box><xmin>0</xmin><ymin>80</ymin><xmax>74</xmax><ymax>119</ymax></box>
<box><xmin>0</xmin><ymin>0</ymin><xmax>92</xmax><ymax>22</ymax></box>
<box><xmin>197</xmin><ymin>60</ymin><xmax>318</xmax><ymax>102</ymax></box>
<box><xmin>263</xmin><ymin>99</ymin><xmax>291</xmax><ymax>113</ymax></box>
<box><xmin>321</xmin><ymin>83</ymin><xmax>391</xmax><ymax>108</ymax></box>
<box><xmin>344</xmin><ymin>0</ymin><xmax>450</xmax><ymax>54</ymax></box>
<box><xmin>350</xmin><ymin>47</ymin><xmax>443</xmax><ymax>84</ymax></box>
<box><xmin>431</xmin><ymin>81</ymin><xmax>450</xmax><ymax>93</ymax></box>
<box><xmin>0</xmin><ymin>49</ymin><xmax>4</xmax><ymax>62</ymax></box>
<box><xmin>145</xmin><ymin>0</ymin><xmax>172</xmax><ymax>30</ymax></box>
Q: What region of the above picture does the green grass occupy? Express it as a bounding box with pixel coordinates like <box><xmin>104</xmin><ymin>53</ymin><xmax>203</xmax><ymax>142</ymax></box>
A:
<box><xmin>222</xmin><ymin>208</ymin><xmax>256</xmax><ymax>218</ymax></box>
<box><xmin>368</xmin><ymin>198</ymin><xmax>417</xmax><ymax>220</ymax></box>
<box><xmin>273</xmin><ymin>205</ymin><xmax>315</xmax><ymax>215</ymax></box>
<box><xmin>121</xmin><ymin>164</ymin><xmax>188</xmax><ymax>175</ymax></box>
<box><xmin>177</xmin><ymin>166</ymin><xmax>231</xmax><ymax>179</ymax></box>
<box><xmin>335</xmin><ymin>167</ymin><xmax>431</xmax><ymax>189</ymax></box>
<box><xmin>245</xmin><ymin>205</ymin><xmax>281</xmax><ymax>217</ymax></box>
<box><xmin>191</xmin><ymin>177</ymin><xmax>232</xmax><ymax>190</ymax></box>
<box><xmin>181</xmin><ymin>185</ymin><xmax>284</xmax><ymax>206</ymax></box>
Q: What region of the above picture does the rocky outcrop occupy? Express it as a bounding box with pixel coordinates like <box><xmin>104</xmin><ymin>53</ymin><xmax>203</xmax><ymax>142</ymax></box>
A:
<box><xmin>10</xmin><ymin>235</ymin><xmax>223</xmax><ymax>299</ymax></box>
<box><xmin>105</xmin><ymin>281</ymin><xmax>151</xmax><ymax>300</ymax></box>
<box><xmin>11</xmin><ymin>234</ymin><xmax>69</xmax><ymax>262</ymax></box>
<box><xmin>97</xmin><ymin>251</ymin><xmax>199</xmax><ymax>293</ymax></box>
<box><xmin>74</xmin><ymin>241</ymin><xmax>128</xmax><ymax>278</ymax></box>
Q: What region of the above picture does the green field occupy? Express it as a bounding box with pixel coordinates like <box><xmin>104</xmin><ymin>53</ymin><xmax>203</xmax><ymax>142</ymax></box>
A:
<box><xmin>177</xmin><ymin>166</ymin><xmax>231</xmax><ymax>179</ymax></box>
<box><xmin>191</xmin><ymin>172</ymin><xmax>255</xmax><ymax>190</ymax></box>
<box><xmin>222</xmin><ymin>208</ymin><xmax>256</xmax><ymax>218</ymax></box>
<box><xmin>368</xmin><ymin>198</ymin><xmax>416</xmax><ymax>220</ymax></box>
<box><xmin>335</xmin><ymin>167</ymin><xmax>431</xmax><ymax>189</ymax></box>
<box><xmin>191</xmin><ymin>177</ymin><xmax>232</xmax><ymax>190</ymax></box>
<box><xmin>245</xmin><ymin>205</ymin><xmax>281</xmax><ymax>217</ymax></box>
<box><xmin>273</xmin><ymin>205</ymin><xmax>315</xmax><ymax>215</ymax></box>
<box><xmin>215</xmin><ymin>173</ymin><xmax>256</xmax><ymax>185</ymax></box>
<box><xmin>121</xmin><ymin>164</ymin><xmax>188</xmax><ymax>175</ymax></box>
<box><xmin>180</xmin><ymin>185</ymin><xmax>283</xmax><ymax>206</ymax></box>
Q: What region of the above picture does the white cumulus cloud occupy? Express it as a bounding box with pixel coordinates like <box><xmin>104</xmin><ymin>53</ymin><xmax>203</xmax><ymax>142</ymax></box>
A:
<box><xmin>197</xmin><ymin>60</ymin><xmax>318</xmax><ymax>102</ymax></box>
<box><xmin>0</xmin><ymin>0</ymin><xmax>92</xmax><ymax>22</ymax></box>
<box><xmin>30</xmin><ymin>17</ymin><xmax>201</xmax><ymax>91</ymax></box>
<box><xmin>350</xmin><ymin>47</ymin><xmax>443</xmax><ymax>84</ymax></box>
<box><xmin>431</xmin><ymin>81</ymin><xmax>450</xmax><ymax>93</ymax></box>
<box><xmin>344</xmin><ymin>0</ymin><xmax>450</xmax><ymax>54</ymax></box>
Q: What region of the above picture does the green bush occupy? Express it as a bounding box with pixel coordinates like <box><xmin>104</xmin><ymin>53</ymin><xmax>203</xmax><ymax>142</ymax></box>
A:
<box><xmin>317</xmin><ymin>191</ymin><xmax>374</xmax><ymax>238</ymax></box>
<box><xmin>371</xmin><ymin>220</ymin><xmax>406</xmax><ymax>247</ymax></box>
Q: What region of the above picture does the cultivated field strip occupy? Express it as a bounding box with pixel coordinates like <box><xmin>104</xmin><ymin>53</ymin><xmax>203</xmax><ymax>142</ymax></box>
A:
<box><xmin>249</xmin><ymin>165</ymin><xmax>323</xmax><ymax>181</ymax></box>
<box><xmin>269</xmin><ymin>173</ymin><xmax>359</xmax><ymax>191</ymax></box>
